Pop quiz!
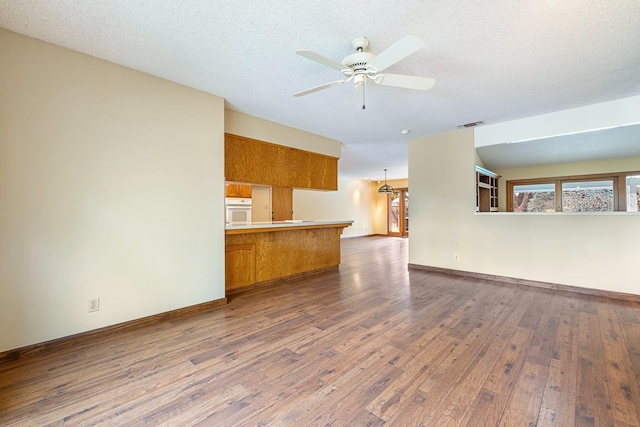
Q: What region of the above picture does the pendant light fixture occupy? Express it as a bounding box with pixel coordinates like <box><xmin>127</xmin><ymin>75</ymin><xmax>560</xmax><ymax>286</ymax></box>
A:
<box><xmin>378</xmin><ymin>169</ymin><xmax>394</xmax><ymax>193</ymax></box>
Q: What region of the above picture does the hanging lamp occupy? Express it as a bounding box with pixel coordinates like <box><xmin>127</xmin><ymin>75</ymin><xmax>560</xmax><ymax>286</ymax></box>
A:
<box><xmin>378</xmin><ymin>169</ymin><xmax>394</xmax><ymax>193</ymax></box>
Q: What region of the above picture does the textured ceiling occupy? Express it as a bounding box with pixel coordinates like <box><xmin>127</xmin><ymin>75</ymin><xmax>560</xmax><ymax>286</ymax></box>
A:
<box><xmin>476</xmin><ymin>124</ymin><xmax>640</xmax><ymax>170</ymax></box>
<box><xmin>1</xmin><ymin>0</ymin><xmax>639</xmax><ymax>181</ymax></box>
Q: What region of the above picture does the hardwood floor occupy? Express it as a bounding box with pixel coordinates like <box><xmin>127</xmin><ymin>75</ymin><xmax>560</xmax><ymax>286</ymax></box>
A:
<box><xmin>1</xmin><ymin>236</ymin><xmax>640</xmax><ymax>426</ymax></box>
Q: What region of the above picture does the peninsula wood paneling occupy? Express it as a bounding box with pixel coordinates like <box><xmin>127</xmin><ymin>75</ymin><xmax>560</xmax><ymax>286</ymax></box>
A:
<box><xmin>225</xmin><ymin>244</ymin><xmax>256</xmax><ymax>291</ymax></box>
<box><xmin>225</xmin><ymin>224</ymin><xmax>349</xmax><ymax>293</ymax></box>
<box><xmin>225</xmin><ymin>133</ymin><xmax>338</xmax><ymax>190</ymax></box>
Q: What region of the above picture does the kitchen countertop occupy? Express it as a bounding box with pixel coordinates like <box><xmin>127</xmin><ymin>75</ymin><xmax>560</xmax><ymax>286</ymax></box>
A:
<box><xmin>225</xmin><ymin>220</ymin><xmax>354</xmax><ymax>234</ymax></box>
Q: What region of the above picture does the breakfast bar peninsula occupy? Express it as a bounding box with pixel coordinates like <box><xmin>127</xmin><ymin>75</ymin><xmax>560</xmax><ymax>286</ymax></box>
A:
<box><xmin>225</xmin><ymin>220</ymin><xmax>353</xmax><ymax>294</ymax></box>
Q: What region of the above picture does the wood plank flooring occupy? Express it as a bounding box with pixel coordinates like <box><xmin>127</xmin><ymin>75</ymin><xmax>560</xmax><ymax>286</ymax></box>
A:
<box><xmin>1</xmin><ymin>236</ymin><xmax>639</xmax><ymax>426</ymax></box>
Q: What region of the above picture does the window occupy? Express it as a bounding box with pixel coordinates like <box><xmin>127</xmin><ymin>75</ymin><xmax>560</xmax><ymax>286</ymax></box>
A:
<box><xmin>513</xmin><ymin>183</ymin><xmax>555</xmax><ymax>212</ymax></box>
<box><xmin>627</xmin><ymin>175</ymin><xmax>640</xmax><ymax>212</ymax></box>
<box><xmin>507</xmin><ymin>171</ymin><xmax>640</xmax><ymax>212</ymax></box>
<box><xmin>561</xmin><ymin>180</ymin><xmax>613</xmax><ymax>212</ymax></box>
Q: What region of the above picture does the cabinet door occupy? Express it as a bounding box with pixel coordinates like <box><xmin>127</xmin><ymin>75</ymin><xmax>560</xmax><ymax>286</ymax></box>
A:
<box><xmin>476</xmin><ymin>170</ymin><xmax>499</xmax><ymax>212</ymax></box>
<box><xmin>272</xmin><ymin>187</ymin><xmax>292</xmax><ymax>221</ymax></box>
<box><xmin>225</xmin><ymin>133</ymin><xmax>338</xmax><ymax>190</ymax></box>
<box><xmin>226</xmin><ymin>184</ymin><xmax>252</xmax><ymax>198</ymax></box>
<box><xmin>225</xmin><ymin>244</ymin><xmax>255</xmax><ymax>292</ymax></box>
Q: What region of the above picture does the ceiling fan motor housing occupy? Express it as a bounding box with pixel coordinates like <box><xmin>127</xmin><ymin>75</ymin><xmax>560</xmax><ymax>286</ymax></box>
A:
<box><xmin>341</xmin><ymin>52</ymin><xmax>375</xmax><ymax>73</ymax></box>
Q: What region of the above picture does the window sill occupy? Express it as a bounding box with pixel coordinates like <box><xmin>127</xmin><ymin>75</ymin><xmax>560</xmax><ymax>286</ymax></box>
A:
<box><xmin>474</xmin><ymin>211</ymin><xmax>640</xmax><ymax>216</ymax></box>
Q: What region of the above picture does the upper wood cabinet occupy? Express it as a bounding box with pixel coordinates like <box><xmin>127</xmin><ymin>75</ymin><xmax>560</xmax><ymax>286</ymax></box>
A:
<box><xmin>225</xmin><ymin>184</ymin><xmax>252</xmax><ymax>198</ymax></box>
<box><xmin>225</xmin><ymin>133</ymin><xmax>338</xmax><ymax>191</ymax></box>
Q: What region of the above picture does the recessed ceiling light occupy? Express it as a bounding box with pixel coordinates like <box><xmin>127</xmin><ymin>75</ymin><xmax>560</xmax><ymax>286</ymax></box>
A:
<box><xmin>400</xmin><ymin>129</ymin><xmax>411</xmax><ymax>134</ymax></box>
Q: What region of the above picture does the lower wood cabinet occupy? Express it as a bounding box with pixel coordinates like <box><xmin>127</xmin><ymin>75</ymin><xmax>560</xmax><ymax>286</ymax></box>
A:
<box><xmin>225</xmin><ymin>244</ymin><xmax>256</xmax><ymax>292</ymax></box>
<box><xmin>224</xmin><ymin>222</ymin><xmax>352</xmax><ymax>294</ymax></box>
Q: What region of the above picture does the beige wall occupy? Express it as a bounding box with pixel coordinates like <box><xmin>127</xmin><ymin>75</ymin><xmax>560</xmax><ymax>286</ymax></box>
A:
<box><xmin>475</xmin><ymin>151</ymin><xmax>487</xmax><ymax>168</ymax></box>
<box><xmin>409</xmin><ymin>129</ymin><xmax>639</xmax><ymax>295</ymax></box>
<box><xmin>224</xmin><ymin>110</ymin><xmax>342</xmax><ymax>158</ymax></box>
<box><xmin>293</xmin><ymin>177</ymin><xmax>412</xmax><ymax>238</ymax></box>
<box><xmin>293</xmin><ymin>178</ymin><xmax>375</xmax><ymax>237</ymax></box>
<box><xmin>0</xmin><ymin>29</ymin><xmax>226</xmax><ymax>352</ymax></box>
<box><xmin>372</xmin><ymin>189</ymin><xmax>390</xmax><ymax>235</ymax></box>
<box><xmin>494</xmin><ymin>156</ymin><xmax>640</xmax><ymax>211</ymax></box>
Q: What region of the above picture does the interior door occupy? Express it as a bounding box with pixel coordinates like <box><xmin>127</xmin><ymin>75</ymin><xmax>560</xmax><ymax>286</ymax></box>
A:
<box><xmin>388</xmin><ymin>188</ymin><xmax>409</xmax><ymax>237</ymax></box>
<box><xmin>251</xmin><ymin>186</ymin><xmax>271</xmax><ymax>222</ymax></box>
<box><xmin>272</xmin><ymin>187</ymin><xmax>292</xmax><ymax>221</ymax></box>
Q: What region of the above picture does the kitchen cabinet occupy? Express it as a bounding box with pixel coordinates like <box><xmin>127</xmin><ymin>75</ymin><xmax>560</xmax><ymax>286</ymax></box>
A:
<box><xmin>225</xmin><ymin>183</ymin><xmax>252</xmax><ymax>198</ymax></box>
<box><xmin>476</xmin><ymin>166</ymin><xmax>499</xmax><ymax>212</ymax></box>
<box><xmin>225</xmin><ymin>221</ymin><xmax>353</xmax><ymax>294</ymax></box>
<box><xmin>225</xmin><ymin>244</ymin><xmax>256</xmax><ymax>291</ymax></box>
<box><xmin>225</xmin><ymin>133</ymin><xmax>338</xmax><ymax>190</ymax></box>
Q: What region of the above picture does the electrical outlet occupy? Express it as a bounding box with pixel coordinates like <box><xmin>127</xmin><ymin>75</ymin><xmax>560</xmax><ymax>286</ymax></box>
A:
<box><xmin>453</xmin><ymin>253</ymin><xmax>460</xmax><ymax>262</ymax></box>
<box><xmin>88</xmin><ymin>298</ymin><xmax>100</xmax><ymax>312</ymax></box>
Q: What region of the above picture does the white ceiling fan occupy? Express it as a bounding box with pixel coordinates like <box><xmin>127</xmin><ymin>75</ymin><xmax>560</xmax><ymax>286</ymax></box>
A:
<box><xmin>294</xmin><ymin>35</ymin><xmax>436</xmax><ymax>103</ymax></box>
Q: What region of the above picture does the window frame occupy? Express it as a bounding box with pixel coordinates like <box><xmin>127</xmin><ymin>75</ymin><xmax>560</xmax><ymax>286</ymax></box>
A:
<box><xmin>506</xmin><ymin>170</ymin><xmax>640</xmax><ymax>212</ymax></box>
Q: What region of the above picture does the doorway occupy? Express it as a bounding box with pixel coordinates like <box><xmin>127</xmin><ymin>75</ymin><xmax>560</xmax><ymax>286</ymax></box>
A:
<box><xmin>271</xmin><ymin>187</ymin><xmax>293</xmax><ymax>221</ymax></box>
<box><xmin>388</xmin><ymin>188</ymin><xmax>409</xmax><ymax>237</ymax></box>
<box><xmin>251</xmin><ymin>186</ymin><xmax>271</xmax><ymax>222</ymax></box>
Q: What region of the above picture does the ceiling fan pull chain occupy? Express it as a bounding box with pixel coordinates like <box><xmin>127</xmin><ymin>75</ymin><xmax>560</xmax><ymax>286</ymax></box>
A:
<box><xmin>362</xmin><ymin>81</ymin><xmax>366</xmax><ymax>110</ymax></box>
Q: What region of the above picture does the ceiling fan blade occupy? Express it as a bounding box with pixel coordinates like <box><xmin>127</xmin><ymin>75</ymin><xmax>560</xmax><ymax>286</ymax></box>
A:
<box><xmin>296</xmin><ymin>50</ymin><xmax>346</xmax><ymax>71</ymax></box>
<box><xmin>375</xmin><ymin>73</ymin><xmax>436</xmax><ymax>91</ymax></box>
<box><xmin>293</xmin><ymin>80</ymin><xmax>346</xmax><ymax>97</ymax></box>
<box><xmin>367</xmin><ymin>35</ymin><xmax>426</xmax><ymax>72</ymax></box>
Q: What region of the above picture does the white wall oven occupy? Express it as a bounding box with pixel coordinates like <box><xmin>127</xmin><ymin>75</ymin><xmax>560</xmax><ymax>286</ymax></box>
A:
<box><xmin>225</xmin><ymin>197</ymin><xmax>252</xmax><ymax>224</ymax></box>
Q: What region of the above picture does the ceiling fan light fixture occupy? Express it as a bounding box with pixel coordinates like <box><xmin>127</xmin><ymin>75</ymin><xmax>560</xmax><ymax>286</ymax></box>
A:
<box><xmin>378</xmin><ymin>169</ymin><xmax>394</xmax><ymax>193</ymax></box>
<box><xmin>400</xmin><ymin>129</ymin><xmax>411</xmax><ymax>134</ymax></box>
